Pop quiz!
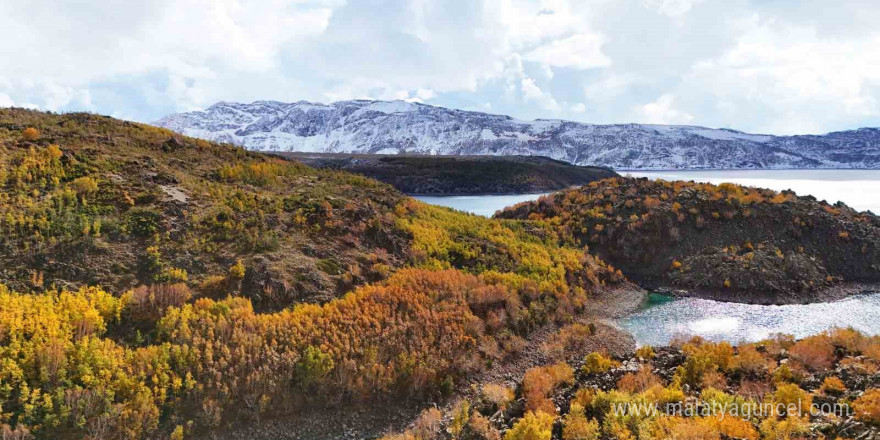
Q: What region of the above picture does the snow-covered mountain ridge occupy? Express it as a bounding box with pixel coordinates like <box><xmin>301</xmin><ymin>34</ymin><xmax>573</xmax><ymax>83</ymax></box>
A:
<box><xmin>154</xmin><ymin>100</ymin><xmax>880</xmax><ymax>169</ymax></box>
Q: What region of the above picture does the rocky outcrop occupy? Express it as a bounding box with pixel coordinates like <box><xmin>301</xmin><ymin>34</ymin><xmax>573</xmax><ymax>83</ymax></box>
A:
<box><xmin>497</xmin><ymin>177</ymin><xmax>880</xmax><ymax>303</ymax></box>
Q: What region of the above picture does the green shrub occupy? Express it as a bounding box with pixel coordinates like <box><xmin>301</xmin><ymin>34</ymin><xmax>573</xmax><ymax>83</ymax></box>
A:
<box><xmin>317</xmin><ymin>258</ymin><xmax>342</xmax><ymax>275</ymax></box>
<box><xmin>295</xmin><ymin>345</ymin><xmax>334</xmax><ymax>389</ymax></box>
<box><xmin>126</xmin><ymin>208</ymin><xmax>162</xmax><ymax>237</ymax></box>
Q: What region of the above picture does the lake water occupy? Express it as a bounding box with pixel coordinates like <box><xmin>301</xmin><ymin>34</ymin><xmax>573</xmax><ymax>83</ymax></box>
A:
<box><xmin>618</xmin><ymin>293</ymin><xmax>880</xmax><ymax>346</ymax></box>
<box><xmin>414</xmin><ymin>169</ymin><xmax>880</xmax><ymax>344</ymax></box>
<box><xmin>415</xmin><ymin>193</ymin><xmax>551</xmax><ymax>217</ymax></box>
<box><xmin>415</xmin><ymin>170</ymin><xmax>880</xmax><ymax>216</ymax></box>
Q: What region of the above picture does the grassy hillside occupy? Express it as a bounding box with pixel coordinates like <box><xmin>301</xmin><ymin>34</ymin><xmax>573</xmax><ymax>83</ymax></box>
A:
<box><xmin>278</xmin><ymin>153</ymin><xmax>617</xmax><ymax>195</ymax></box>
<box><xmin>0</xmin><ymin>109</ymin><xmax>627</xmax><ymax>439</ymax></box>
<box><xmin>497</xmin><ymin>177</ymin><xmax>880</xmax><ymax>303</ymax></box>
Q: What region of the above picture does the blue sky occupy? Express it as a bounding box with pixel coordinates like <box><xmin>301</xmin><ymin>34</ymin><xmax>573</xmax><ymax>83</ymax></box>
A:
<box><xmin>1</xmin><ymin>0</ymin><xmax>879</xmax><ymax>134</ymax></box>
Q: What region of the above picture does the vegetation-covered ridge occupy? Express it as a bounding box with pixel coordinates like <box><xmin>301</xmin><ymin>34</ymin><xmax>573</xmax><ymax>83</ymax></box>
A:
<box><xmin>497</xmin><ymin>177</ymin><xmax>880</xmax><ymax>303</ymax></box>
<box><xmin>0</xmin><ymin>108</ymin><xmax>414</xmax><ymax>307</ymax></box>
<box><xmin>278</xmin><ymin>153</ymin><xmax>617</xmax><ymax>196</ymax></box>
<box><xmin>0</xmin><ymin>266</ymin><xmax>624</xmax><ymax>439</ymax></box>
<box><xmin>0</xmin><ymin>109</ymin><xmax>628</xmax><ymax>439</ymax></box>
<box><xmin>0</xmin><ymin>108</ymin><xmax>619</xmax><ymax>308</ymax></box>
<box><xmin>380</xmin><ymin>327</ymin><xmax>880</xmax><ymax>440</ymax></box>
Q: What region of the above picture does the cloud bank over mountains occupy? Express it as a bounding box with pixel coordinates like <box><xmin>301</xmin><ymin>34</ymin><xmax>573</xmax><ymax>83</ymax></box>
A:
<box><xmin>1</xmin><ymin>0</ymin><xmax>879</xmax><ymax>135</ymax></box>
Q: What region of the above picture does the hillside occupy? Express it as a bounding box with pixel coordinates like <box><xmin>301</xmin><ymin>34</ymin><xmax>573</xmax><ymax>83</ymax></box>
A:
<box><xmin>379</xmin><ymin>327</ymin><xmax>880</xmax><ymax>440</ymax></box>
<box><xmin>276</xmin><ymin>153</ymin><xmax>617</xmax><ymax>195</ymax></box>
<box><xmin>0</xmin><ymin>109</ymin><xmax>412</xmax><ymax>307</ymax></box>
<box><xmin>497</xmin><ymin>177</ymin><xmax>880</xmax><ymax>303</ymax></box>
<box><xmin>0</xmin><ymin>108</ymin><xmax>630</xmax><ymax>440</ymax></box>
<box><xmin>155</xmin><ymin>100</ymin><xmax>880</xmax><ymax>170</ymax></box>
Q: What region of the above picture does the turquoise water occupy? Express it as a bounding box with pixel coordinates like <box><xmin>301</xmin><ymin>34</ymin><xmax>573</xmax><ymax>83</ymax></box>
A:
<box><xmin>617</xmin><ymin>293</ymin><xmax>880</xmax><ymax>346</ymax></box>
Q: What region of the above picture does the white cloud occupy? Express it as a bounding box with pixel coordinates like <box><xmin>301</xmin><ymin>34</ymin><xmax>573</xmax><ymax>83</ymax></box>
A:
<box><xmin>681</xmin><ymin>16</ymin><xmax>880</xmax><ymax>133</ymax></box>
<box><xmin>643</xmin><ymin>0</ymin><xmax>705</xmax><ymax>16</ymax></box>
<box><xmin>493</xmin><ymin>0</ymin><xmax>595</xmax><ymax>48</ymax></box>
<box><xmin>497</xmin><ymin>53</ymin><xmax>560</xmax><ymax>111</ymax></box>
<box><xmin>0</xmin><ymin>0</ymin><xmax>339</xmax><ymax>81</ymax></box>
<box><xmin>636</xmin><ymin>94</ymin><xmax>694</xmax><ymax>124</ymax></box>
<box><xmin>0</xmin><ymin>93</ymin><xmax>13</xmax><ymax>108</ymax></box>
<box><xmin>0</xmin><ymin>0</ymin><xmax>878</xmax><ymax>134</ymax></box>
<box><xmin>408</xmin><ymin>89</ymin><xmax>437</xmax><ymax>102</ymax></box>
<box><xmin>41</xmin><ymin>84</ymin><xmax>93</xmax><ymax>111</ymax></box>
<box><xmin>539</xmin><ymin>64</ymin><xmax>555</xmax><ymax>80</ymax></box>
<box><xmin>521</xmin><ymin>77</ymin><xmax>560</xmax><ymax>110</ymax></box>
<box><xmin>584</xmin><ymin>73</ymin><xmax>644</xmax><ymax>101</ymax></box>
<box><xmin>0</xmin><ymin>0</ymin><xmax>340</xmax><ymax>113</ymax></box>
<box><xmin>523</xmin><ymin>33</ymin><xmax>611</xmax><ymax>70</ymax></box>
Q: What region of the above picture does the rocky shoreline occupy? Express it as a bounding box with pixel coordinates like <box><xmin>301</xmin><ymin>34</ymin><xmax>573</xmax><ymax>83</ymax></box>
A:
<box><xmin>377</xmin><ymin>328</ymin><xmax>880</xmax><ymax>440</ymax></box>
<box><xmin>656</xmin><ymin>282</ymin><xmax>880</xmax><ymax>305</ymax></box>
<box><xmin>497</xmin><ymin>177</ymin><xmax>880</xmax><ymax>305</ymax></box>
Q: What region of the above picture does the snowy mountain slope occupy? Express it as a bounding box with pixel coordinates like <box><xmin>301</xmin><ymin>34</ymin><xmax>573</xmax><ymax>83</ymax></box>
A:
<box><xmin>154</xmin><ymin>100</ymin><xmax>880</xmax><ymax>169</ymax></box>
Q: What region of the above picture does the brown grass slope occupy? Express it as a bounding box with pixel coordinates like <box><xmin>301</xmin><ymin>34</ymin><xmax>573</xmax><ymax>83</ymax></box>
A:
<box><xmin>0</xmin><ymin>108</ymin><xmax>419</xmax><ymax>308</ymax></box>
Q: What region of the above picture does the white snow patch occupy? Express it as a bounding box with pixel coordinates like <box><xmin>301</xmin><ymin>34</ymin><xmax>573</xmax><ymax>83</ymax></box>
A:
<box><xmin>687</xmin><ymin>128</ymin><xmax>773</xmax><ymax>143</ymax></box>
<box><xmin>291</xmin><ymin>103</ymin><xmax>333</xmax><ymax>112</ymax></box>
<box><xmin>480</xmin><ymin>128</ymin><xmax>498</xmax><ymax>140</ymax></box>
<box><xmin>364</xmin><ymin>100</ymin><xmax>417</xmax><ymax>114</ymax></box>
<box><xmin>513</xmin><ymin>132</ymin><xmax>540</xmax><ymax>141</ymax></box>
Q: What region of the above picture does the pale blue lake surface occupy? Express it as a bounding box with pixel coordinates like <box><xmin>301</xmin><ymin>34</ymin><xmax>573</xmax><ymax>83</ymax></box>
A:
<box><xmin>415</xmin><ymin>193</ymin><xmax>550</xmax><ymax>217</ymax></box>
<box><xmin>618</xmin><ymin>293</ymin><xmax>880</xmax><ymax>346</ymax></box>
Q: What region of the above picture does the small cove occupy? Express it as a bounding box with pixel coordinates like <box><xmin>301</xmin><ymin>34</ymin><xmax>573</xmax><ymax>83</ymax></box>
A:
<box><xmin>414</xmin><ymin>169</ymin><xmax>880</xmax><ymax>345</ymax></box>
